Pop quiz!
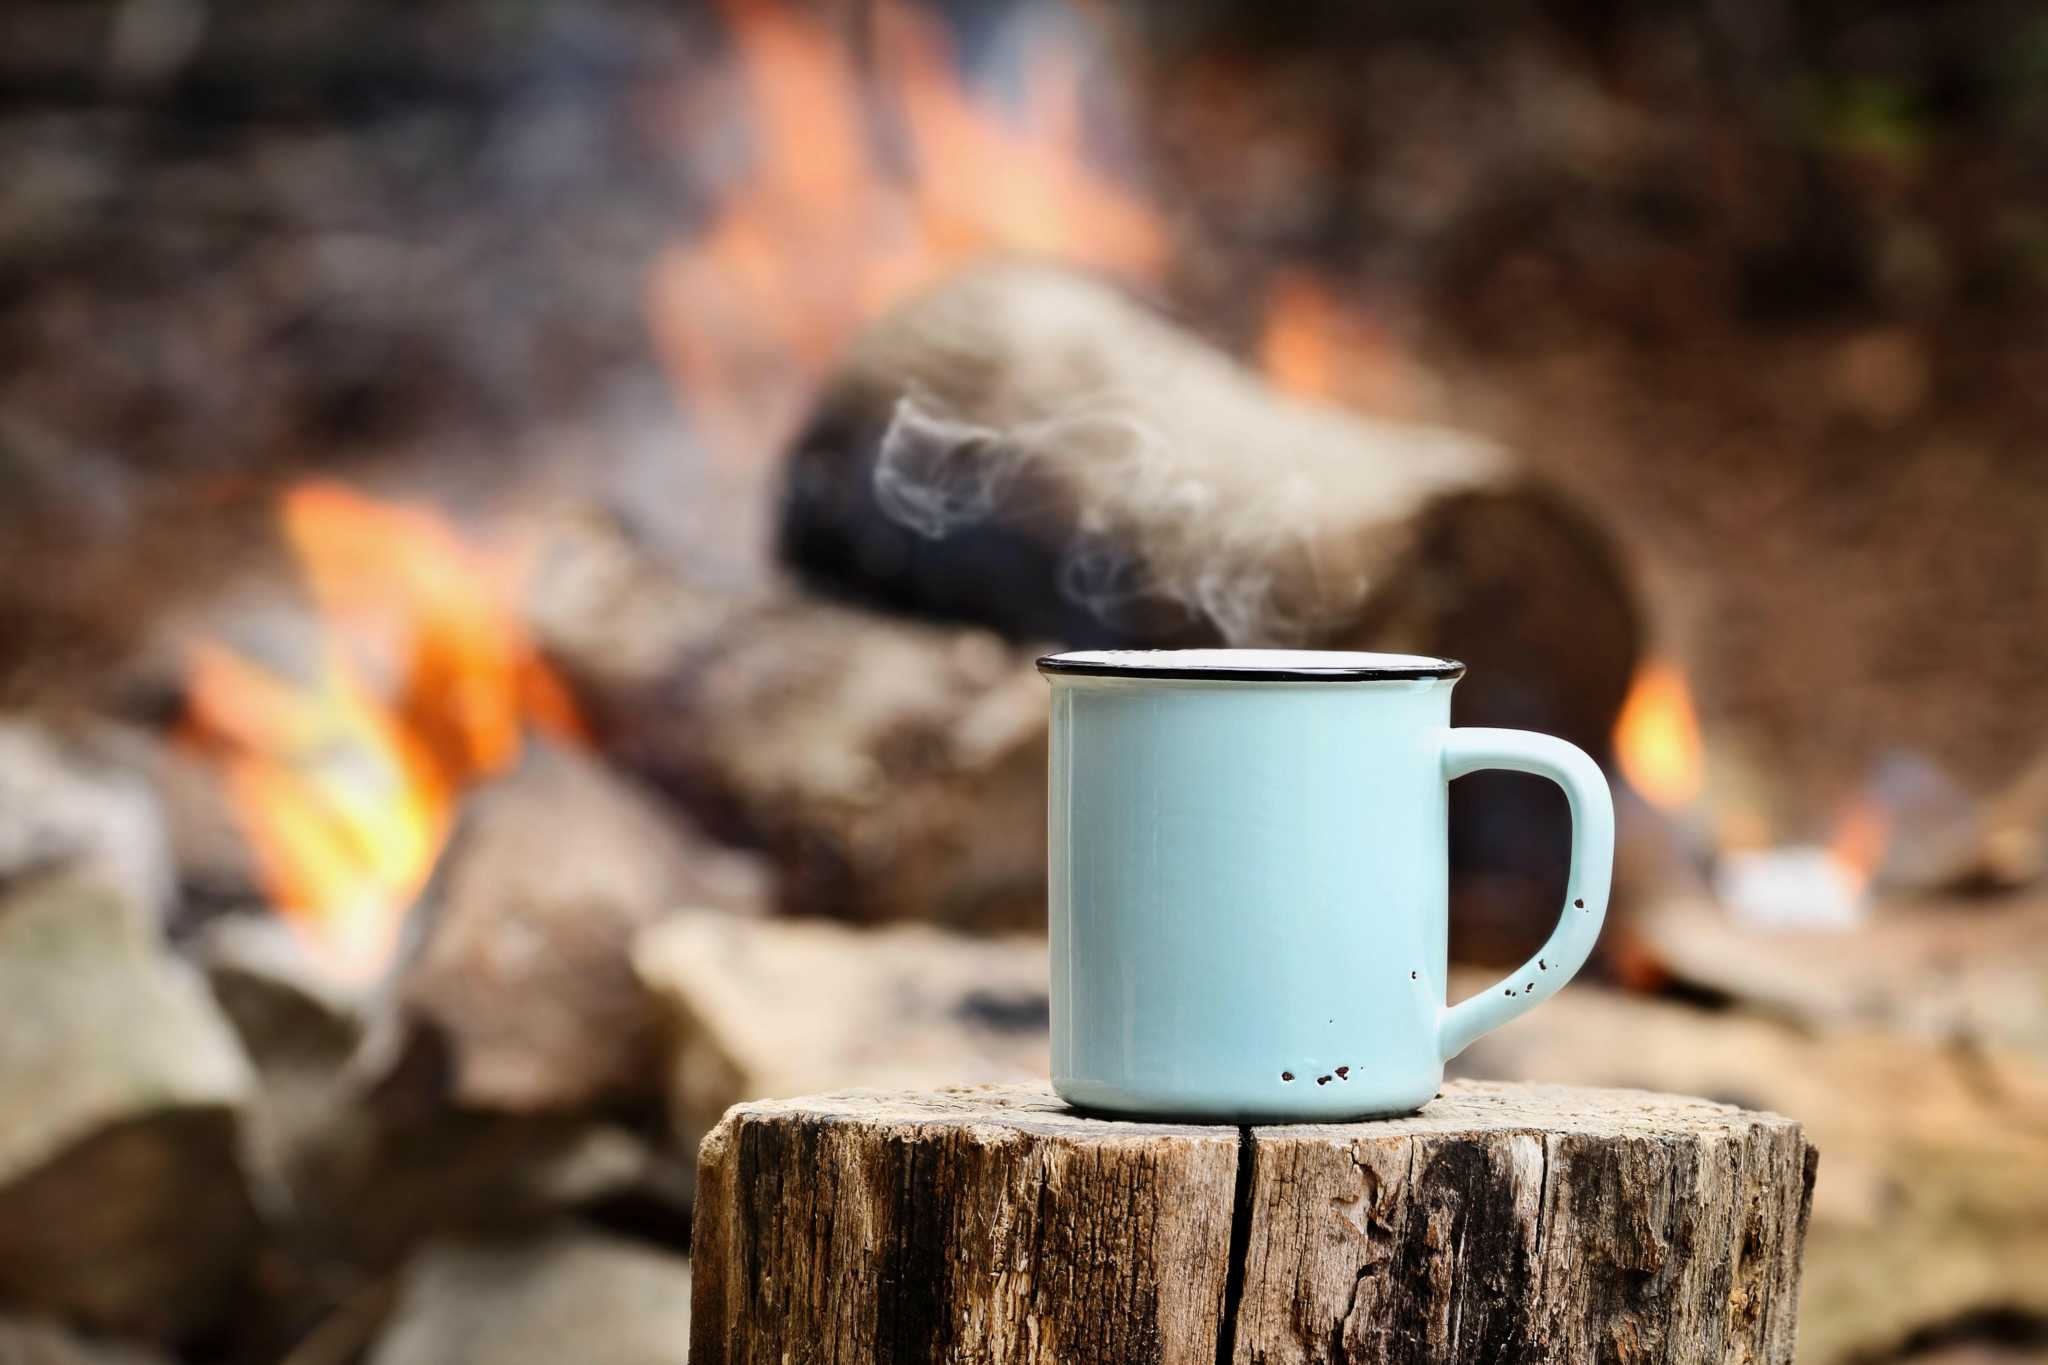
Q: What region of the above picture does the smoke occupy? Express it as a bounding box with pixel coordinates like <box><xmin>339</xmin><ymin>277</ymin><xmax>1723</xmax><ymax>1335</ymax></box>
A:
<box><xmin>872</xmin><ymin>389</ymin><xmax>1363</xmax><ymax>646</ymax></box>
<box><xmin>872</xmin><ymin>400</ymin><xmax>1034</xmax><ymax>539</ymax></box>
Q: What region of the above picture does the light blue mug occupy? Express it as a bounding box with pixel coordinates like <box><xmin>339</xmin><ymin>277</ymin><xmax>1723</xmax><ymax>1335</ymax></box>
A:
<box><xmin>1041</xmin><ymin>649</ymin><xmax>1613</xmax><ymax>1121</ymax></box>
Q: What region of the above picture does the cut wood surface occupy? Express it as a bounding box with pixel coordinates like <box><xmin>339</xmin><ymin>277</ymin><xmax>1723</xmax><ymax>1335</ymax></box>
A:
<box><xmin>691</xmin><ymin>1080</ymin><xmax>1815</xmax><ymax>1365</ymax></box>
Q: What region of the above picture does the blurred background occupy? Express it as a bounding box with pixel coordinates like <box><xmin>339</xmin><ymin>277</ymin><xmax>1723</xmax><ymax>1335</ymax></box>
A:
<box><xmin>2</xmin><ymin>0</ymin><xmax>2046</xmax><ymax>1361</ymax></box>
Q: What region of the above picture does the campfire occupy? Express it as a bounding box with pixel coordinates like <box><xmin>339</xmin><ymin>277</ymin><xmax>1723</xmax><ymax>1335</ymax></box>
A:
<box><xmin>1</xmin><ymin>1</ymin><xmax>2046</xmax><ymax>1363</ymax></box>
<box><xmin>649</xmin><ymin>0</ymin><xmax>1169</xmax><ymax>472</ymax></box>
<box><xmin>180</xmin><ymin>484</ymin><xmax>584</xmax><ymax>980</ymax></box>
<box><xmin>1615</xmin><ymin>658</ymin><xmax>1706</xmax><ymax>815</ymax></box>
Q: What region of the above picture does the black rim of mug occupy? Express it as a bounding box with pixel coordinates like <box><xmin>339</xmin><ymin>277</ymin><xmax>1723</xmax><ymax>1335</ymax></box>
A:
<box><xmin>1035</xmin><ymin>650</ymin><xmax>1467</xmax><ymax>682</ymax></box>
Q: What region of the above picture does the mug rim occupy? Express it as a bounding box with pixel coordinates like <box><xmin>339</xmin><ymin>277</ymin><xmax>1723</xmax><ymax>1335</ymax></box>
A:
<box><xmin>1036</xmin><ymin>648</ymin><xmax>1465</xmax><ymax>682</ymax></box>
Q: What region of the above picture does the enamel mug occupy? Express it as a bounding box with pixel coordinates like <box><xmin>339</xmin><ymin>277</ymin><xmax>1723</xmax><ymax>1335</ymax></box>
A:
<box><xmin>1041</xmin><ymin>649</ymin><xmax>1613</xmax><ymax>1121</ymax></box>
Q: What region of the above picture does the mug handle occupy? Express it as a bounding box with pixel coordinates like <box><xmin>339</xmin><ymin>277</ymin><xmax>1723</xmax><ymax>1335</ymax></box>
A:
<box><xmin>1436</xmin><ymin>727</ymin><xmax>1615</xmax><ymax>1061</ymax></box>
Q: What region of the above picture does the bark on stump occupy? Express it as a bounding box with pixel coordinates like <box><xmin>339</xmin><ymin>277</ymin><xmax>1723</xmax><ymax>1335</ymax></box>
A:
<box><xmin>691</xmin><ymin>1081</ymin><xmax>1815</xmax><ymax>1365</ymax></box>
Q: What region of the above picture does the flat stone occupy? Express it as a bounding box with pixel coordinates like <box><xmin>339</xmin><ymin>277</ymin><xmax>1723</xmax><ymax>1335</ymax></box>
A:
<box><xmin>633</xmin><ymin>911</ymin><xmax>1048</xmax><ymax>1163</ymax></box>
<box><xmin>0</xmin><ymin>1317</ymin><xmax>171</xmax><ymax>1365</ymax></box>
<box><xmin>387</xmin><ymin>741</ymin><xmax>767</xmax><ymax>1113</ymax></box>
<box><xmin>367</xmin><ymin>1230</ymin><xmax>691</xmax><ymax>1365</ymax></box>
<box><xmin>0</xmin><ymin>871</ymin><xmax>256</xmax><ymax>1337</ymax></box>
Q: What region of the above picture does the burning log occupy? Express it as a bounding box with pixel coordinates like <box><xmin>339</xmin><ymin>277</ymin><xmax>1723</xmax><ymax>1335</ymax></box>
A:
<box><xmin>690</xmin><ymin>1081</ymin><xmax>1812</xmax><ymax>1364</ymax></box>
<box><xmin>779</xmin><ymin>262</ymin><xmax>1496</xmax><ymax>646</ymax></box>
<box><xmin>527</xmin><ymin>514</ymin><xmax>1049</xmax><ymax>928</ymax></box>
<box><xmin>633</xmin><ymin>910</ymin><xmax>1048</xmax><ymax>1167</ymax></box>
<box><xmin>774</xmin><ymin>261</ymin><xmax>1642</xmax><ymax>957</ymax></box>
<box><xmin>0</xmin><ymin>870</ymin><xmax>258</xmax><ymax>1340</ymax></box>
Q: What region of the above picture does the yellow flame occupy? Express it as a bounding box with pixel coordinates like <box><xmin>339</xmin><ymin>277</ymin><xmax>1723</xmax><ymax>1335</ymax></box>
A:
<box><xmin>183</xmin><ymin>483</ymin><xmax>581</xmax><ymax>978</ymax></box>
<box><xmin>1829</xmin><ymin>798</ymin><xmax>1890</xmax><ymax>886</ymax></box>
<box><xmin>646</xmin><ymin>0</ymin><xmax>1168</xmax><ymax>468</ymax></box>
<box><xmin>1614</xmin><ymin>659</ymin><xmax>1705</xmax><ymax>810</ymax></box>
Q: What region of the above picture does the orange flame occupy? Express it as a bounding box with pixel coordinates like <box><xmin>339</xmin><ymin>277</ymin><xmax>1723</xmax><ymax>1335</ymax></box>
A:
<box><xmin>182</xmin><ymin>483</ymin><xmax>583</xmax><ymax>979</ymax></box>
<box><xmin>1259</xmin><ymin>272</ymin><xmax>1343</xmax><ymax>398</ymax></box>
<box><xmin>1828</xmin><ymin>797</ymin><xmax>1891</xmax><ymax>887</ymax></box>
<box><xmin>1614</xmin><ymin>658</ymin><xmax>1705</xmax><ymax>810</ymax></box>
<box><xmin>1257</xmin><ymin>271</ymin><xmax>1427</xmax><ymax>416</ymax></box>
<box><xmin>647</xmin><ymin>0</ymin><xmax>1168</xmax><ymax>469</ymax></box>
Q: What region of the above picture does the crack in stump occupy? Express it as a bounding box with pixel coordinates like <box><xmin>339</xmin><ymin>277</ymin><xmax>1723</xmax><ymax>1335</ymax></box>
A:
<box><xmin>1215</xmin><ymin>1127</ymin><xmax>1256</xmax><ymax>1365</ymax></box>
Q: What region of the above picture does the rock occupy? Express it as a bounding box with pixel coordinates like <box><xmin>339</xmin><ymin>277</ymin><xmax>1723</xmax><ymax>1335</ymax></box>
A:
<box><xmin>89</xmin><ymin>720</ymin><xmax>267</xmax><ymax>921</ymax></box>
<box><xmin>202</xmin><ymin>745</ymin><xmax>739</xmax><ymax>1347</ymax></box>
<box><xmin>383</xmin><ymin>740</ymin><xmax>768</xmax><ymax>1113</ymax></box>
<box><xmin>633</xmin><ymin>911</ymin><xmax>1048</xmax><ymax>1162</ymax></box>
<box><xmin>0</xmin><ymin>719</ymin><xmax>172</xmax><ymax>922</ymax></box>
<box><xmin>0</xmin><ymin>871</ymin><xmax>257</xmax><ymax>1338</ymax></box>
<box><xmin>529</xmin><ymin>514</ymin><xmax>1050</xmax><ymax>929</ymax></box>
<box><xmin>1896</xmin><ymin>1345</ymin><xmax>2048</xmax><ymax>1365</ymax></box>
<box><xmin>281</xmin><ymin>1099</ymin><xmax>670</xmax><ymax>1276</ymax></box>
<box><xmin>0</xmin><ymin>1318</ymin><xmax>171</xmax><ymax>1365</ymax></box>
<box><xmin>193</xmin><ymin>913</ymin><xmax>365</xmax><ymax>1221</ymax></box>
<box><xmin>1874</xmin><ymin>747</ymin><xmax>2048</xmax><ymax>897</ymax></box>
<box><xmin>187</xmin><ymin>911</ymin><xmax>678</xmax><ymax>1361</ymax></box>
<box><xmin>366</xmin><ymin>1230</ymin><xmax>691</xmax><ymax>1365</ymax></box>
<box><xmin>198</xmin><ymin>913</ymin><xmax>364</xmax><ymax>1073</ymax></box>
<box><xmin>1451</xmin><ymin>974</ymin><xmax>2048</xmax><ymax>1365</ymax></box>
<box><xmin>1635</xmin><ymin>893</ymin><xmax>2048</xmax><ymax>1059</ymax></box>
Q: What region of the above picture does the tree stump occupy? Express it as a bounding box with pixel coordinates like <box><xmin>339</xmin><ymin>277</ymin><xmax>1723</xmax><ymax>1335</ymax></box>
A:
<box><xmin>690</xmin><ymin>1081</ymin><xmax>1815</xmax><ymax>1365</ymax></box>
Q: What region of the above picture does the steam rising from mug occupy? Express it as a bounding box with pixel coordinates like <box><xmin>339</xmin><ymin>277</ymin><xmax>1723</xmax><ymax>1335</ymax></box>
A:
<box><xmin>873</xmin><ymin>390</ymin><xmax>1351</xmax><ymax>647</ymax></box>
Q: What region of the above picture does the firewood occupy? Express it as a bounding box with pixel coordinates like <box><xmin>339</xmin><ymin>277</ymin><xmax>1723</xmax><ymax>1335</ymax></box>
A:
<box><xmin>778</xmin><ymin>261</ymin><xmax>1638</xmax><ymax>736</ymax></box>
<box><xmin>690</xmin><ymin>1081</ymin><xmax>1813</xmax><ymax>1364</ymax></box>
<box><xmin>0</xmin><ymin>871</ymin><xmax>257</xmax><ymax>1339</ymax></box>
